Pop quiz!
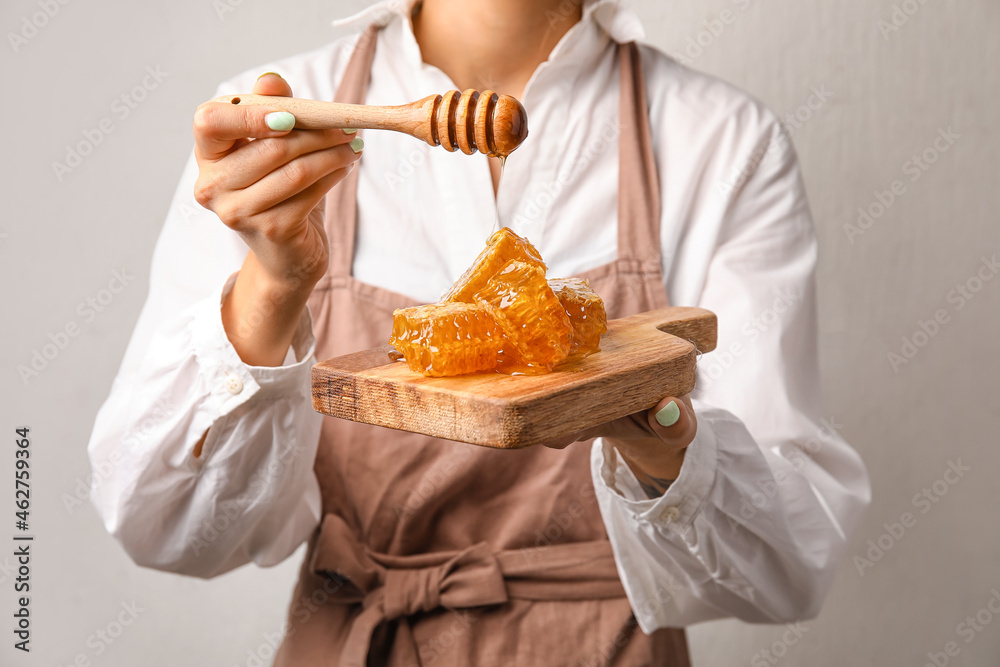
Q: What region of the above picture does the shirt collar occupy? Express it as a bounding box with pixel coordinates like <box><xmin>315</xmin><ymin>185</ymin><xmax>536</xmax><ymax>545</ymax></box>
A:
<box><xmin>331</xmin><ymin>0</ymin><xmax>645</xmax><ymax>44</ymax></box>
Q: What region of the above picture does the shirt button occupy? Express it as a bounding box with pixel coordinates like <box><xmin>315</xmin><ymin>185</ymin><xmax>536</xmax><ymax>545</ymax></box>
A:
<box><xmin>224</xmin><ymin>374</ymin><xmax>244</xmax><ymax>395</ymax></box>
<box><xmin>659</xmin><ymin>506</ymin><xmax>680</xmax><ymax>523</ymax></box>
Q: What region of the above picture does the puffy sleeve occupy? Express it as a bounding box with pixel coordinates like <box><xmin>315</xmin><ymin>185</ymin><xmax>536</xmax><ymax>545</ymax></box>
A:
<box><xmin>87</xmin><ymin>79</ymin><xmax>324</xmax><ymax>578</ymax></box>
<box><xmin>593</xmin><ymin>111</ymin><xmax>871</xmax><ymax>632</ymax></box>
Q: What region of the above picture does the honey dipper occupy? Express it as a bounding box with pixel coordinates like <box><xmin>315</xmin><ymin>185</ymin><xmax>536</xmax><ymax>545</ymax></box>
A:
<box><xmin>214</xmin><ymin>89</ymin><xmax>528</xmax><ymax>158</ymax></box>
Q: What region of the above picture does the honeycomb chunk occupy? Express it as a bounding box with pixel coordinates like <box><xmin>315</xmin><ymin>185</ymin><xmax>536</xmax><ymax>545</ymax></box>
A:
<box><xmin>548</xmin><ymin>278</ymin><xmax>608</xmax><ymax>357</ymax></box>
<box><xmin>389</xmin><ymin>302</ymin><xmax>501</xmax><ymax>377</ymax></box>
<box><xmin>443</xmin><ymin>227</ymin><xmax>545</xmax><ymax>303</ymax></box>
<box><xmin>389</xmin><ymin>228</ymin><xmax>608</xmax><ymax>377</ymax></box>
<box><xmin>474</xmin><ymin>260</ymin><xmax>572</xmax><ymax>370</ymax></box>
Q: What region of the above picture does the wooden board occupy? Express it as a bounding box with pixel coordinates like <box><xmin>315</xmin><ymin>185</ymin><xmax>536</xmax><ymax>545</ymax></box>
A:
<box><xmin>311</xmin><ymin>307</ymin><xmax>717</xmax><ymax>449</ymax></box>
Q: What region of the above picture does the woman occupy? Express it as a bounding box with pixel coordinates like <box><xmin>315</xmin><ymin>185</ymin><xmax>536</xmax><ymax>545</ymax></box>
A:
<box><xmin>88</xmin><ymin>0</ymin><xmax>870</xmax><ymax>664</ymax></box>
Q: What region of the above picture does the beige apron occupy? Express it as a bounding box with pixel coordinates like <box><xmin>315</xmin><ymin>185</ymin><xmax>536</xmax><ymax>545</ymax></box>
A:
<box><xmin>275</xmin><ymin>24</ymin><xmax>689</xmax><ymax>667</ymax></box>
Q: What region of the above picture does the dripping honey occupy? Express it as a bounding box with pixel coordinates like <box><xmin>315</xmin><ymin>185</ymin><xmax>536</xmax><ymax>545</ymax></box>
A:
<box><xmin>491</xmin><ymin>155</ymin><xmax>506</xmax><ymax>236</ymax></box>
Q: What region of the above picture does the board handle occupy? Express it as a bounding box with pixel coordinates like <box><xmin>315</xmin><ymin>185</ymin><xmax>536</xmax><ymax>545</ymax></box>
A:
<box><xmin>618</xmin><ymin>307</ymin><xmax>718</xmax><ymax>355</ymax></box>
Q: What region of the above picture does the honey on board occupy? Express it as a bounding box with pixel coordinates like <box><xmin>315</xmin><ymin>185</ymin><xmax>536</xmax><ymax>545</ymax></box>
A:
<box><xmin>474</xmin><ymin>260</ymin><xmax>573</xmax><ymax>371</ymax></box>
<box><xmin>389</xmin><ymin>228</ymin><xmax>608</xmax><ymax>377</ymax></box>
<box><xmin>442</xmin><ymin>227</ymin><xmax>544</xmax><ymax>303</ymax></box>
<box><xmin>549</xmin><ymin>277</ymin><xmax>608</xmax><ymax>357</ymax></box>
<box><xmin>389</xmin><ymin>302</ymin><xmax>502</xmax><ymax>377</ymax></box>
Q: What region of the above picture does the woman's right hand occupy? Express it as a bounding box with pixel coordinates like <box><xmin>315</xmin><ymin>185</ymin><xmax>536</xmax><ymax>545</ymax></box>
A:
<box><xmin>192</xmin><ymin>72</ymin><xmax>363</xmax><ymax>366</ymax></box>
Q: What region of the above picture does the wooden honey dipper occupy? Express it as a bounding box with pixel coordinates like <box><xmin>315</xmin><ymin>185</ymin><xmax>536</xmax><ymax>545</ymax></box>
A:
<box><xmin>214</xmin><ymin>89</ymin><xmax>529</xmax><ymax>158</ymax></box>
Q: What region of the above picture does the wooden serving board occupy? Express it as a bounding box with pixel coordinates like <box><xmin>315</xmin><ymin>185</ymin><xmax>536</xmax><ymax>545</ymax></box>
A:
<box><xmin>311</xmin><ymin>307</ymin><xmax>717</xmax><ymax>449</ymax></box>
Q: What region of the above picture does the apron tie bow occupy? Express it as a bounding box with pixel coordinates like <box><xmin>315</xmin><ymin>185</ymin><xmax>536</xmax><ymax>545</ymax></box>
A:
<box><xmin>311</xmin><ymin>516</ymin><xmax>510</xmax><ymax>666</ymax></box>
<box><xmin>380</xmin><ymin>542</ymin><xmax>507</xmax><ymax>619</ymax></box>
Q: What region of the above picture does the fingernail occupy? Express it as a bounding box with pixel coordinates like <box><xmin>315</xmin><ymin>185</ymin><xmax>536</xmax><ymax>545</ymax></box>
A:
<box><xmin>265</xmin><ymin>111</ymin><xmax>295</xmax><ymax>132</ymax></box>
<box><xmin>257</xmin><ymin>71</ymin><xmax>283</xmax><ymax>81</ymax></box>
<box><xmin>342</xmin><ymin>128</ymin><xmax>357</xmax><ymax>134</ymax></box>
<box><xmin>350</xmin><ymin>137</ymin><xmax>365</xmax><ymax>153</ymax></box>
<box><xmin>655</xmin><ymin>401</ymin><xmax>680</xmax><ymax>427</ymax></box>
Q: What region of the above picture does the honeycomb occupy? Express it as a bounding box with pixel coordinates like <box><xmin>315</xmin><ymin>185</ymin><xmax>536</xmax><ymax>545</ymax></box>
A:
<box><xmin>389</xmin><ymin>302</ymin><xmax>501</xmax><ymax>377</ymax></box>
<box><xmin>390</xmin><ymin>228</ymin><xmax>606</xmax><ymax>377</ymax></box>
<box><xmin>548</xmin><ymin>278</ymin><xmax>608</xmax><ymax>357</ymax></box>
<box><xmin>442</xmin><ymin>227</ymin><xmax>545</xmax><ymax>303</ymax></box>
<box><xmin>474</xmin><ymin>260</ymin><xmax>573</xmax><ymax>370</ymax></box>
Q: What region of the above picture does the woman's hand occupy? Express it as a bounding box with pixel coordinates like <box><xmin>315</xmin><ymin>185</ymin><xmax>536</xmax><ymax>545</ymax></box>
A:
<box><xmin>544</xmin><ymin>394</ymin><xmax>697</xmax><ymax>498</ymax></box>
<box><xmin>192</xmin><ymin>73</ymin><xmax>363</xmax><ymax>366</ymax></box>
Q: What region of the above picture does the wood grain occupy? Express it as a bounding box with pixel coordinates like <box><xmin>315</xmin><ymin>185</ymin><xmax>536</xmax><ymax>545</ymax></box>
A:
<box><xmin>312</xmin><ymin>307</ymin><xmax>717</xmax><ymax>449</ymax></box>
<box><xmin>213</xmin><ymin>90</ymin><xmax>528</xmax><ymax>157</ymax></box>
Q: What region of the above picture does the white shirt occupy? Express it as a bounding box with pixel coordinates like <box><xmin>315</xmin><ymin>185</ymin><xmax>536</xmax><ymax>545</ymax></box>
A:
<box><xmin>88</xmin><ymin>0</ymin><xmax>870</xmax><ymax>634</ymax></box>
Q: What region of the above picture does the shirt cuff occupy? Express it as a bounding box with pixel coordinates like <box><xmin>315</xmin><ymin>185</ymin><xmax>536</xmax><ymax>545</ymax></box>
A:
<box><xmin>188</xmin><ymin>272</ymin><xmax>317</xmax><ymax>415</ymax></box>
<box><xmin>593</xmin><ymin>405</ymin><xmax>718</xmax><ymax>530</ymax></box>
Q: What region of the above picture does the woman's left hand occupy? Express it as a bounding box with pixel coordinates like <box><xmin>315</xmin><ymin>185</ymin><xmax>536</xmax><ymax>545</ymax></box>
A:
<box><xmin>543</xmin><ymin>394</ymin><xmax>697</xmax><ymax>498</ymax></box>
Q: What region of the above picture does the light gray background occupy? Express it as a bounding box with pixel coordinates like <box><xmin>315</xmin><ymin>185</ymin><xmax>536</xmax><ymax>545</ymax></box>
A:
<box><xmin>1</xmin><ymin>0</ymin><xmax>997</xmax><ymax>665</ymax></box>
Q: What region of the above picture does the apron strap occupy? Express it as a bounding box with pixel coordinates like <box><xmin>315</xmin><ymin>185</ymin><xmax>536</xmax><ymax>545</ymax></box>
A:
<box><xmin>323</xmin><ymin>24</ymin><xmax>380</xmax><ymax>280</ymax></box>
<box><xmin>617</xmin><ymin>41</ymin><xmax>663</xmax><ymax>266</ymax></box>
<box><xmin>299</xmin><ymin>26</ymin><xmax>678</xmax><ymax>667</ymax></box>
<box><xmin>321</xmin><ymin>33</ymin><xmax>662</xmax><ymax>280</ymax></box>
